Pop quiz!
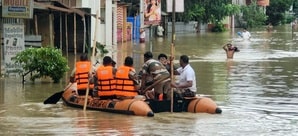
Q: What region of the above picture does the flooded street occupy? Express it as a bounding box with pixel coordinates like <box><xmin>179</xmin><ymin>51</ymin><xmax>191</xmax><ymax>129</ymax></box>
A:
<box><xmin>1</xmin><ymin>25</ymin><xmax>298</xmax><ymax>135</ymax></box>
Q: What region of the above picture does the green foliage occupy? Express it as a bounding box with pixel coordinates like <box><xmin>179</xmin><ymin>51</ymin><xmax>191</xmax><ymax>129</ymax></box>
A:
<box><xmin>241</xmin><ymin>1</ymin><xmax>268</xmax><ymax>28</ymax></box>
<box><xmin>85</xmin><ymin>42</ymin><xmax>109</xmax><ymax>59</ymax></box>
<box><xmin>285</xmin><ymin>14</ymin><xmax>296</xmax><ymax>24</ymax></box>
<box><xmin>266</xmin><ymin>0</ymin><xmax>295</xmax><ymax>25</ymax></box>
<box><xmin>211</xmin><ymin>22</ymin><xmax>226</xmax><ymax>32</ymax></box>
<box><xmin>12</xmin><ymin>47</ymin><xmax>69</xmax><ymax>83</ymax></box>
<box><xmin>183</xmin><ymin>4</ymin><xmax>205</xmax><ymax>22</ymax></box>
<box><xmin>225</xmin><ymin>4</ymin><xmax>241</xmax><ymax>16</ymax></box>
<box><xmin>192</xmin><ymin>0</ymin><xmax>240</xmax><ymax>24</ymax></box>
<box><xmin>96</xmin><ymin>42</ymin><xmax>109</xmax><ymax>57</ymax></box>
<box><xmin>294</xmin><ymin>0</ymin><xmax>298</xmax><ymax>16</ymax></box>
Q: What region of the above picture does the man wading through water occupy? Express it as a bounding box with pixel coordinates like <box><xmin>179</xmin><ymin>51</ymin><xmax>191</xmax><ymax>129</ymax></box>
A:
<box><xmin>222</xmin><ymin>43</ymin><xmax>240</xmax><ymax>59</ymax></box>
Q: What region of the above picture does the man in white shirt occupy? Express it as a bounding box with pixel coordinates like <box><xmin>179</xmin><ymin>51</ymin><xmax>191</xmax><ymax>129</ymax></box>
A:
<box><xmin>157</xmin><ymin>24</ymin><xmax>164</xmax><ymax>37</ymax></box>
<box><xmin>171</xmin><ymin>55</ymin><xmax>197</xmax><ymax>97</ymax></box>
<box><xmin>241</xmin><ymin>28</ymin><xmax>251</xmax><ymax>40</ymax></box>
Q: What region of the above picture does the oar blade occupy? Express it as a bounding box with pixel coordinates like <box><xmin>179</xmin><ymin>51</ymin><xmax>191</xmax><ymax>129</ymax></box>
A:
<box><xmin>43</xmin><ymin>91</ymin><xmax>64</xmax><ymax>104</ymax></box>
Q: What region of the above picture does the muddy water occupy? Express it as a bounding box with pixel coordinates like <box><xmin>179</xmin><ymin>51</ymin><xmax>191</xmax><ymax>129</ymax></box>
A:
<box><xmin>1</xmin><ymin>25</ymin><xmax>298</xmax><ymax>135</ymax></box>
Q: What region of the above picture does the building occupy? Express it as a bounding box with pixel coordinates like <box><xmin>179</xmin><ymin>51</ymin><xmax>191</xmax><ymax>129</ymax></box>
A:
<box><xmin>0</xmin><ymin>0</ymin><xmax>123</xmax><ymax>76</ymax></box>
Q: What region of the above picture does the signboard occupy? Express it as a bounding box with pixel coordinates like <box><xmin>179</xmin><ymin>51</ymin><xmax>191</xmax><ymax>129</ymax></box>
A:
<box><xmin>167</xmin><ymin>0</ymin><xmax>184</xmax><ymax>13</ymax></box>
<box><xmin>3</xmin><ymin>24</ymin><xmax>25</xmax><ymax>75</ymax></box>
<box><xmin>143</xmin><ymin>0</ymin><xmax>162</xmax><ymax>26</ymax></box>
<box><xmin>2</xmin><ymin>0</ymin><xmax>33</xmax><ymax>19</ymax></box>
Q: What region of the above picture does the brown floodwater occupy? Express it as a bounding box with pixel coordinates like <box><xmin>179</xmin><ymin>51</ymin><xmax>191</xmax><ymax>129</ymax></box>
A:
<box><xmin>1</xmin><ymin>25</ymin><xmax>298</xmax><ymax>135</ymax></box>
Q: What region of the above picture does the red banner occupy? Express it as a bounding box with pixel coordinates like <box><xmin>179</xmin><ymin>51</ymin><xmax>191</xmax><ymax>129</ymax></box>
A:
<box><xmin>257</xmin><ymin>0</ymin><xmax>269</xmax><ymax>6</ymax></box>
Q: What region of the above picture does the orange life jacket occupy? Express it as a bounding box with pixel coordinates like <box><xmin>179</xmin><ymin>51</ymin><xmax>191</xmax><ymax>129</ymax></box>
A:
<box><xmin>115</xmin><ymin>66</ymin><xmax>138</xmax><ymax>97</ymax></box>
<box><xmin>75</xmin><ymin>61</ymin><xmax>94</xmax><ymax>90</ymax></box>
<box><xmin>96</xmin><ymin>66</ymin><xmax>116</xmax><ymax>97</ymax></box>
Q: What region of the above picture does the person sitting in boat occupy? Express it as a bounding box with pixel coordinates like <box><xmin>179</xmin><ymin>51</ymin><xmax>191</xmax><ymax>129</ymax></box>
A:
<box><xmin>158</xmin><ymin>53</ymin><xmax>178</xmax><ymax>73</ymax></box>
<box><xmin>171</xmin><ymin>55</ymin><xmax>197</xmax><ymax>98</ymax></box>
<box><xmin>139</xmin><ymin>51</ymin><xmax>171</xmax><ymax>100</ymax></box>
<box><xmin>115</xmin><ymin>56</ymin><xmax>141</xmax><ymax>99</ymax></box>
<box><xmin>222</xmin><ymin>43</ymin><xmax>240</xmax><ymax>59</ymax></box>
<box><xmin>93</xmin><ymin>56</ymin><xmax>117</xmax><ymax>99</ymax></box>
<box><xmin>69</xmin><ymin>53</ymin><xmax>94</xmax><ymax>96</ymax></box>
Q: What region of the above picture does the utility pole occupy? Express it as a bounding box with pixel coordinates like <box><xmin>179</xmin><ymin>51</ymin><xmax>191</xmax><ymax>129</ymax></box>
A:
<box><xmin>170</xmin><ymin>0</ymin><xmax>176</xmax><ymax>113</ymax></box>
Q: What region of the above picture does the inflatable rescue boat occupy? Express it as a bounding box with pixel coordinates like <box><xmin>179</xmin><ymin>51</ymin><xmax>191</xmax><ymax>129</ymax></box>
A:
<box><xmin>60</xmin><ymin>83</ymin><xmax>222</xmax><ymax>116</ymax></box>
<box><xmin>62</xmin><ymin>86</ymin><xmax>154</xmax><ymax>117</ymax></box>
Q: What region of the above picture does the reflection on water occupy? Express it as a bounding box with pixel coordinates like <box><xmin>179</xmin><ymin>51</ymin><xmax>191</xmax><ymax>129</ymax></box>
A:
<box><xmin>1</xmin><ymin>25</ymin><xmax>298</xmax><ymax>135</ymax></box>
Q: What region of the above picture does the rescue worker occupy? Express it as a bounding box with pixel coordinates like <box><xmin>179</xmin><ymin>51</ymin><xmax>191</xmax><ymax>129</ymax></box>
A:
<box><xmin>93</xmin><ymin>56</ymin><xmax>117</xmax><ymax>99</ymax></box>
<box><xmin>115</xmin><ymin>56</ymin><xmax>140</xmax><ymax>99</ymax></box>
<box><xmin>140</xmin><ymin>51</ymin><xmax>171</xmax><ymax>100</ymax></box>
<box><xmin>69</xmin><ymin>54</ymin><xmax>94</xmax><ymax>96</ymax></box>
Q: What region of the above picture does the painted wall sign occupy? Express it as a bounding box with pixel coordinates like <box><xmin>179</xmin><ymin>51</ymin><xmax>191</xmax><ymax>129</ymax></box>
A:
<box><xmin>2</xmin><ymin>0</ymin><xmax>33</xmax><ymax>18</ymax></box>
<box><xmin>3</xmin><ymin>24</ymin><xmax>25</xmax><ymax>76</ymax></box>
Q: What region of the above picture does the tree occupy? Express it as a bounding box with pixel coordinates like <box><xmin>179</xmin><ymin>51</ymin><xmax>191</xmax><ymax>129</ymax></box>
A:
<box><xmin>241</xmin><ymin>1</ymin><xmax>268</xmax><ymax>28</ymax></box>
<box><xmin>266</xmin><ymin>0</ymin><xmax>295</xmax><ymax>25</ymax></box>
<box><xmin>12</xmin><ymin>48</ymin><xmax>69</xmax><ymax>83</ymax></box>
<box><xmin>175</xmin><ymin>0</ymin><xmax>240</xmax><ymax>32</ymax></box>
<box><xmin>293</xmin><ymin>0</ymin><xmax>298</xmax><ymax>16</ymax></box>
<box><xmin>170</xmin><ymin>0</ymin><xmax>239</xmax><ymax>23</ymax></box>
<box><xmin>183</xmin><ymin>3</ymin><xmax>205</xmax><ymax>22</ymax></box>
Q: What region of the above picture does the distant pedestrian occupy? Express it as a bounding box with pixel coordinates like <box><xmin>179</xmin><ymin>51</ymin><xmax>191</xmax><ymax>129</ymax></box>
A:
<box><xmin>266</xmin><ymin>23</ymin><xmax>273</xmax><ymax>32</ymax></box>
<box><xmin>157</xmin><ymin>23</ymin><xmax>164</xmax><ymax>37</ymax></box>
<box><xmin>140</xmin><ymin>28</ymin><xmax>146</xmax><ymax>43</ymax></box>
<box><xmin>241</xmin><ymin>28</ymin><xmax>251</xmax><ymax>40</ymax></box>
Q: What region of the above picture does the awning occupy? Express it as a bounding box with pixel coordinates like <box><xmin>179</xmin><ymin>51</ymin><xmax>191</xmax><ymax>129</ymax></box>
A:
<box><xmin>33</xmin><ymin>1</ymin><xmax>103</xmax><ymax>20</ymax></box>
<box><xmin>34</xmin><ymin>2</ymin><xmax>73</xmax><ymax>14</ymax></box>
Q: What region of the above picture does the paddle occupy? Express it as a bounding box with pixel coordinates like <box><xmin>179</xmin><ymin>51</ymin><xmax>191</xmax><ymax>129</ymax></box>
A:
<box><xmin>43</xmin><ymin>83</ymin><xmax>73</xmax><ymax>104</ymax></box>
<box><xmin>83</xmin><ymin>10</ymin><xmax>99</xmax><ymax>111</ymax></box>
<box><xmin>140</xmin><ymin>75</ymin><xmax>170</xmax><ymax>95</ymax></box>
<box><xmin>170</xmin><ymin>0</ymin><xmax>176</xmax><ymax>113</ymax></box>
